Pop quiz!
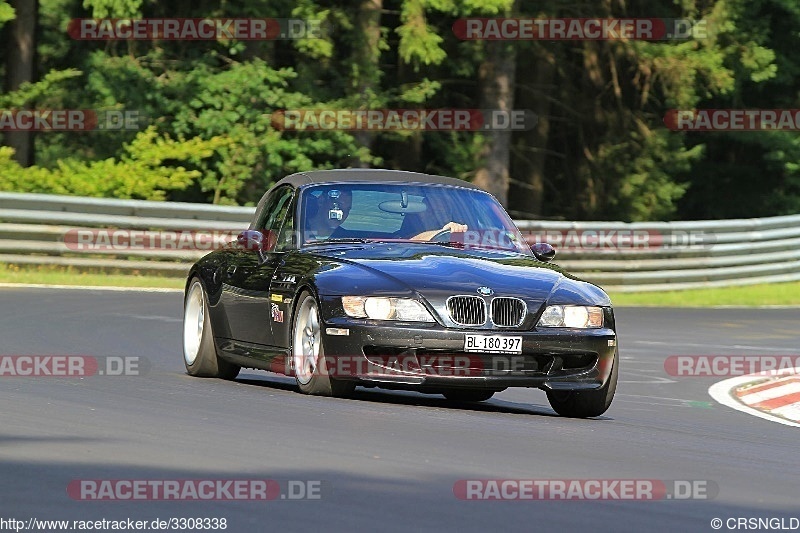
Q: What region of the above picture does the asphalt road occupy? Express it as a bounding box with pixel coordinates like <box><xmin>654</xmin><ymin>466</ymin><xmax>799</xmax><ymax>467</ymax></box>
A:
<box><xmin>1</xmin><ymin>287</ymin><xmax>798</xmax><ymax>533</ymax></box>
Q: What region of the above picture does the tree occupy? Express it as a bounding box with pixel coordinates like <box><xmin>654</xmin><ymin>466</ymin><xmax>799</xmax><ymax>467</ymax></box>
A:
<box><xmin>3</xmin><ymin>0</ymin><xmax>37</xmax><ymax>166</ymax></box>
<box><xmin>472</xmin><ymin>1</ymin><xmax>517</xmax><ymax>206</ymax></box>
<box><xmin>472</xmin><ymin>38</ymin><xmax>516</xmax><ymax>205</ymax></box>
<box><xmin>678</xmin><ymin>0</ymin><xmax>800</xmax><ymax>219</ymax></box>
<box><xmin>350</xmin><ymin>0</ymin><xmax>384</xmax><ymax>167</ymax></box>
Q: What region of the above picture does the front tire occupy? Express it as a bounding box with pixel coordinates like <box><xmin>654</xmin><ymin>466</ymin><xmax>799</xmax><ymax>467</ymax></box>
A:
<box><xmin>546</xmin><ymin>348</ymin><xmax>618</xmax><ymax>418</ymax></box>
<box><xmin>183</xmin><ymin>278</ymin><xmax>240</xmax><ymax>380</ymax></box>
<box><xmin>291</xmin><ymin>291</ymin><xmax>355</xmax><ymax>397</ymax></box>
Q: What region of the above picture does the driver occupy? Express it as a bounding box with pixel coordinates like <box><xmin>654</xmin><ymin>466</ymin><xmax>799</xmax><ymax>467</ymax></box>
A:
<box><xmin>305</xmin><ymin>189</ymin><xmax>353</xmax><ymax>241</ymax></box>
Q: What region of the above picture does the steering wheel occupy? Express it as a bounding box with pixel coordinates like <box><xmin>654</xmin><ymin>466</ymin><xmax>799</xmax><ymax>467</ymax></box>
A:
<box><xmin>430</xmin><ymin>228</ymin><xmax>452</xmax><ymax>242</ymax></box>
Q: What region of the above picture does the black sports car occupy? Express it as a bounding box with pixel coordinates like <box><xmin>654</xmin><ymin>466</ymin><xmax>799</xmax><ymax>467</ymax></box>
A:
<box><xmin>182</xmin><ymin>169</ymin><xmax>618</xmax><ymax>418</ymax></box>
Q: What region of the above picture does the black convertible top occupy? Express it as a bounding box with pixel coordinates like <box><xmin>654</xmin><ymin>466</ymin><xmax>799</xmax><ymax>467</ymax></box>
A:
<box><xmin>273</xmin><ymin>168</ymin><xmax>483</xmax><ymax>191</ymax></box>
<box><xmin>250</xmin><ymin>169</ymin><xmax>487</xmax><ymax>228</ymax></box>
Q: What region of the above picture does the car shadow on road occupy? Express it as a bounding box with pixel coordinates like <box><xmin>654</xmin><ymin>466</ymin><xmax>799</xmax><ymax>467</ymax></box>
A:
<box><xmin>233</xmin><ymin>371</ymin><xmax>612</xmax><ymax>420</ymax></box>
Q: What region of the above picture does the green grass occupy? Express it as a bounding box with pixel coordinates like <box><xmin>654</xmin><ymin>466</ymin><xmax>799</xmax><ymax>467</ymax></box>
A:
<box><xmin>0</xmin><ymin>263</ymin><xmax>184</xmax><ymax>289</ymax></box>
<box><xmin>608</xmin><ymin>281</ymin><xmax>800</xmax><ymax>307</ymax></box>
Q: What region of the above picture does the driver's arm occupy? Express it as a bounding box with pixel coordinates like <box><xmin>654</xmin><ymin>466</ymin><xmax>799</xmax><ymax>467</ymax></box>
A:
<box><xmin>411</xmin><ymin>221</ymin><xmax>468</xmax><ymax>241</ymax></box>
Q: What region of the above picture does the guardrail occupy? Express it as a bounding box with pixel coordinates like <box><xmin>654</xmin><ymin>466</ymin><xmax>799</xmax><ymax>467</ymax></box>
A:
<box><xmin>1</xmin><ymin>191</ymin><xmax>798</xmax><ymax>292</ymax></box>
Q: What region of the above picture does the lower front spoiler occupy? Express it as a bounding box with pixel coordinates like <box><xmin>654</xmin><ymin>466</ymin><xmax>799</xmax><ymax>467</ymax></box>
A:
<box><xmin>354</xmin><ymin>373</ymin><xmax>605</xmax><ymax>392</ymax></box>
<box><xmin>319</xmin><ymin>320</ymin><xmax>617</xmax><ymax>392</ymax></box>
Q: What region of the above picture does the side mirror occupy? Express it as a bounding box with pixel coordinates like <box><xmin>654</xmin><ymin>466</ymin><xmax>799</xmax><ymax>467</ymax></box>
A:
<box><xmin>237</xmin><ymin>230</ymin><xmax>275</xmax><ymax>252</ymax></box>
<box><xmin>531</xmin><ymin>242</ymin><xmax>556</xmax><ymax>262</ymax></box>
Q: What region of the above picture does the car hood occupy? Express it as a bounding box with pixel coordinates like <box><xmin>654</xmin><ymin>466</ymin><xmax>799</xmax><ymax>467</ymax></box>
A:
<box><xmin>310</xmin><ymin>243</ymin><xmax>610</xmax><ymax>307</ymax></box>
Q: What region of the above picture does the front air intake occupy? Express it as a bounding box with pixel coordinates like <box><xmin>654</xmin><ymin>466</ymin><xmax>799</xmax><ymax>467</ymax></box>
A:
<box><xmin>446</xmin><ymin>296</ymin><xmax>487</xmax><ymax>326</ymax></box>
<box><xmin>491</xmin><ymin>297</ymin><xmax>526</xmax><ymax>327</ymax></box>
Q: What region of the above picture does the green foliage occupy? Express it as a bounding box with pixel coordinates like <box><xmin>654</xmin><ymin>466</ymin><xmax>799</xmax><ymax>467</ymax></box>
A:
<box><xmin>0</xmin><ymin>127</ymin><xmax>229</xmax><ymax>200</ymax></box>
<box><xmin>167</xmin><ymin>59</ymin><xmax>375</xmax><ymax>204</ymax></box>
<box><xmin>291</xmin><ymin>3</ymin><xmax>335</xmax><ymax>59</ymax></box>
<box><xmin>397</xmin><ymin>0</ymin><xmax>447</xmax><ymax>67</ymax></box>
<box><xmin>397</xmin><ymin>79</ymin><xmax>441</xmax><ymax>104</ymax></box>
<box><xmin>599</xmin><ymin>129</ymin><xmax>698</xmax><ymax>221</ymax></box>
<box><xmin>82</xmin><ymin>0</ymin><xmax>143</xmax><ymax>18</ymax></box>
<box><xmin>0</xmin><ymin>69</ymin><xmax>83</xmax><ymax>108</ymax></box>
<box><xmin>0</xmin><ymin>1</ymin><xmax>14</xmax><ymax>27</ymax></box>
<box><xmin>674</xmin><ymin>0</ymin><xmax>800</xmax><ymax>218</ymax></box>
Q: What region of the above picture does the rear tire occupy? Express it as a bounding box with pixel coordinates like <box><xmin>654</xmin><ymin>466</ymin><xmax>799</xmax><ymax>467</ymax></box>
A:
<box><xmin>183</xmin><ymin>278</ymin><xmax>240</xmax><ymax>380</ymax></box>
<box><xmin>442</xmin><ymin>389</ymin><xmax>496</xmax><ymax>402</ymax></box>
<box><xmin>291</xmin><ymin>291</ymin><xmax>355</xmax><ymax>397</ymax></box>
<box><xmin>546</xmin><ymin>348</ymin><xmax>618</xmax><ymax>418</ymax></box>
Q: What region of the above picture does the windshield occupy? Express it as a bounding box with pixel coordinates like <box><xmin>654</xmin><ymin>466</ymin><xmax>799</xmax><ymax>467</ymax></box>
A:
<box><xmin>298</xmin><ymin>182</ymin><xmax>531</xmax><ymax>254</ymax></box>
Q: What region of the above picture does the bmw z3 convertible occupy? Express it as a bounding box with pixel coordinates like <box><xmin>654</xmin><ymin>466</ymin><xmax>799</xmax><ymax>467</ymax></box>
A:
<box><xmin>182</xmin><ymin>169</ymin><xmax>618</xmax><ymax>417</ymax></box>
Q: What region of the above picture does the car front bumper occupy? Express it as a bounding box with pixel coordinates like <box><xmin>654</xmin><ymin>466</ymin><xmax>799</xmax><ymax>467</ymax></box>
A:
<box><xmin>319</xmin><ymin>316</ymin><xmax>617</xmax><ymax>392</ymax></box>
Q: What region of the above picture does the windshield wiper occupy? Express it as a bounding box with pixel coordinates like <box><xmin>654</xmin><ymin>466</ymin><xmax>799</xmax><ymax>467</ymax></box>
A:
<box><xmin>425</xmin><ymin>241</ymin><xmax>465</xmax><ymax>248</ymax></box>
<box><xmin>426</xmin><ymin>241</ymin><xmax>524</xmax><ymax>253</ymax></box>
<box><xmin>305</xmin><ymin>238</ymin><xmax>373</xmax><ymax>245</ymax></box>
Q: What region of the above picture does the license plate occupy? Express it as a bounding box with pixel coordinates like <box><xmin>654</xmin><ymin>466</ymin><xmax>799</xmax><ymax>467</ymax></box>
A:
<box><xmin>464</xmin><ymin>334</ymin><xmax>522</xmax><ymax>354</ymax></box>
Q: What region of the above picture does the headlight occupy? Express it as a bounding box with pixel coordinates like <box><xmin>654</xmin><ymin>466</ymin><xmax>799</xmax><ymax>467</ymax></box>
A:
<box><xmin>341</xmin><ymin>296</ymin><xmax>434</xmax><ymax>322</ymax></box>
<box><xmin>537</xmin><ymin>305</ymin><xmax>603</xmax><ymax>328</ymax></box>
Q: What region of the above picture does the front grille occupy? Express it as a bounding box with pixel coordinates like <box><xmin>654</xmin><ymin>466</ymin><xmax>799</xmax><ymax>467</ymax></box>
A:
<box><xmin>447</xmin><ymin>296</ymin><xmax>486</xmax><ymax>326</ymax></box>
<box><xmin>491</xmin><ymin>297</ymin><xmax>526</xmax><ymax>327</ymax></box>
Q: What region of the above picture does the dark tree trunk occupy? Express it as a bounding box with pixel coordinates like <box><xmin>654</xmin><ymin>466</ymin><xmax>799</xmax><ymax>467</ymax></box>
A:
<box><xmin>510</xmin><ymin>47</ymin><xmax>554</xmax><ymax>217</ymax></box>
<box><xmin>4</xmin><ymin>0</ymin><xmax>38</xmax><ymax>167</ymax></box>
<box><xmin>472</xmin><ymin>38</ymin><xmax>516</xmax><ymax>206</ymax></box>
<box><xmin>351</xmin><ymin>0</ymin><xmax>382</xmax><ymax>167</ymax></box>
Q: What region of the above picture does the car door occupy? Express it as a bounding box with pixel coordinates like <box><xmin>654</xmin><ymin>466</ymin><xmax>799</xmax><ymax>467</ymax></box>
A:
<box><xmin>219</xmin><ymin>185</ymin><xmax>295</xmax><ymax>348</ymax></box>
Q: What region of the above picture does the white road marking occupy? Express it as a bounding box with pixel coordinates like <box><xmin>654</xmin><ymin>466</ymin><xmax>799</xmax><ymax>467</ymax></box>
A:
<box><xmin>619</xmin><ymin>371</ymin><xmax>676</xmax><ymax>384</ymax></box>
<box><xmin>632</xmin><ymin>340</ymin><xmax>798</xmax><ymax>353</ymax></box>
<box><xmin>121</xmin><ymin>314</ymin><xmax>182</xmax><ymax>322</ymax></box>
<box><xmin>616</xmin><ymin>394</ymin><xmax>704</xmax><ymax>404</ymax></box>
<box><xmin>619</xmin><ymin>380</ymin><xmax>676</xmax><ymax>384</ymax></box>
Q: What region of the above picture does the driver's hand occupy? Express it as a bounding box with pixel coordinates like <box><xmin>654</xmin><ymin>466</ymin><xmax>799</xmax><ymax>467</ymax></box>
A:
<box><xmin>410</xmin><ymin>221</ymin><xmax>468</xmax><ymax>241</ymax></box>
<box><xmin>442</xmin><ymin>221</ymin><xmax>468</xmax><ymax>233</ymax></box>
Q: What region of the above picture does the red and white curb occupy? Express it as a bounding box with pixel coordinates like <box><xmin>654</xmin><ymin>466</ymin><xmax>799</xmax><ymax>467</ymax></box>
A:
<box><xmin>708</xmin><ymin>371</ymin><xmax>800</xmax><ymax>428</ymax></box>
